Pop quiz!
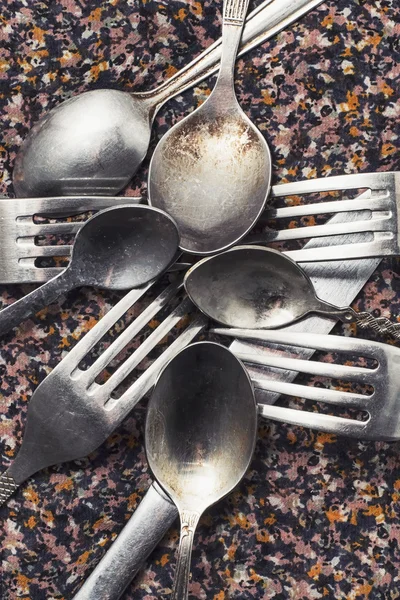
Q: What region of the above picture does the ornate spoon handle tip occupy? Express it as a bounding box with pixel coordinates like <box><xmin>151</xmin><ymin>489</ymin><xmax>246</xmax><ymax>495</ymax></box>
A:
<box><xmin>224</xmin><ymin>0</ymin><xmax>251</xmax><ymax>24</ymax></box>
<box><xmin>356</xmin><ymin>312</ymin><xmax>400</xmax><ymax>340</ymax></box>
<box><xmin>0</xmin><ymin>472</ymin><xmax>19</xmax><ymax>506</ymax></box>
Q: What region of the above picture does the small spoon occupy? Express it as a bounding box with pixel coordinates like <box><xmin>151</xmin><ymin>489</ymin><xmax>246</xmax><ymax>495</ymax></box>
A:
<box><xmin>0</xmin><ymin>205</ymin><xmax>179</xmax><ymax>338</ymax></box>
<box><xmin>145</xmin><ymin>342</ymin><xmax>257</xmax><ymax>600</ymax></box>
<box><xmin>184</xmin><ymin>245</ymin><xmax>400</xmax><ymax>338</ymax></box>
<box><xmin>148</xmin><ymin>0</ymin><xmax>271</xmax><ymax>255</ymax></box>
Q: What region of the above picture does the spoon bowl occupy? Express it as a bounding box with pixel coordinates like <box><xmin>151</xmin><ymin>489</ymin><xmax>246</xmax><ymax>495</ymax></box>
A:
<box><xmin>184</xmin><ymin>245</ymin><xmax>314</xmax><ymax>328</ymax></box>
<box><xmin>184</xmin><ymin>245</ymin><xmax>400</xmax><ymax>337</ymax></box>
<box><xmin>146</xmin><ymin>341</ymin><xmax>257</xmax><ymax>599</ymax></box>
<box><xmin>70</xmin><ymin>204</ymin><xmax>179</xmax><ymax>290</ymax></box>
<box><xmin>13</xmin><ymin>90</ymin><xmax>152</xmax><ymax>198</ymax></box>
<box><xmin>149</xmin><ymin>109</ymin><xmax>271</xmax><ymax>255</ymax></box>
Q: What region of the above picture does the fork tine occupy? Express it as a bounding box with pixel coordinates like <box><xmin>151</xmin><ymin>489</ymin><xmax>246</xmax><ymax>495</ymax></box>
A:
<box><xmin>234</xmin><ymin>350</ymin><xmax>374</xmax><ymax>383</ymax></box>
<box><xmin>213</xmin><ymin>328</ymin><xmax>384</xmax><ymax>360</ymax></box>
<box><xmin>12</xmin><ymin>195</ymin><xmax>140</xmax><ymax>218</ymax></box>
<box><xmin>53</xmin><ymin>180</ymin><xmax>135</xmax><ymax>196</ymax></box>
<box><xmin>36</xmin><ymin>196</ymin><xmax>140</xmax><ymax>217</ymax></box>
<box><xmin>109</xmin><ymin>315</ymin><xmax>207</xmax><ymax>417</ymax></box>
<box><xmin>102</xmin><ymin>297</ymin><xmax>193</xmax><ymax>397</ymax></box>
<box><xmin>17</xmin><ymin>222</ymin><xmax>82</xmax><ymax>237</ymax></box>
<box><xmin>248</xmin><ymin>215</ymin><xmax>393</xmax><ymax>244</ymax></box>
<box><xmin>252</xmin><ymin>375</ymin><xmax>371</xmax><ymax>408</ymax></box>
<box><xmin>263</xmin><ymin>193</ymin><xmax>391</xmax><ymax>220</ymax></box>
<box><xmin>284</xmin><ymin>236</ymin><xmax>395</xmax><ymax>262</ymax></box>
<box><xmin>17</xmin><ymin>245</ymin><xmax>73</xmax><ymax>258</ymax></box>
<box><xmin>67</xmin><ymin>284</ymin><xmax>156</xmax><ymax>373</ymax></box>
<box><xmin>257</xmin><ymin>403</ymin><xmax>369</xmax><ymax>438</ymax></box>
<box><xmin>84</xmin><ymin>280</ymin><xmax>184</xmax><ymax>384</ymax></box>
<box><xmin>270</xmin><ymin>172</ymin><xmax>392</xmax><ymax>198</ymax></box>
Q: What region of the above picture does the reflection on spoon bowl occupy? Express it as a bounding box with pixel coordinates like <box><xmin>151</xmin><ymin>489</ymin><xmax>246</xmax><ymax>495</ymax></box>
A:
<box><xmin>13</xmin><ymin>90</ymin><xmax>153</xmax><ymax>198</ymax></box>
<box><xmin>149</xmin><ymin>111</ymin><xmax>271</xmax><ymax>255</ymax></box>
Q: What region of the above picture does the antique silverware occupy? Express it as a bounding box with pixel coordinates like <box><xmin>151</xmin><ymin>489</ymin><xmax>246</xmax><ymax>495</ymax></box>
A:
<box><xmin>71</xmin><ymin>192</ymin><xmax>383</xmax><ymax>600</ymax></box>
<box><xmin>146</xmin><ymin>342</ymin><xmax>257</xmax><ymax>600</ymax></box>
<box><xmin>247</xmin><ymin>171</ymin><xmax>400</xmax><ymax>262</ymax></box>
<box><xmin>0</xmin><ymin>275</ymin><xmax>207</xmax><ymax>505</ymax></box>
<box><xmin>13</xmin><ymin>0</ymin><xmax>324</xmax><ymax>198</ymax></box>
<box><xmin>149</xmin><ymin>0</ymin><xmax>271</xmax><ymax>255</ymax></box>
<box><xmin>0</xmin><ymin>205</ymin><xmax>179</xmax><ymax>338</ymax></box>
<box><xmin>0</xmin><ymin>194</ymin><xmax>140</xmax><ymax>284</ymax></box>
<box><xmin>214</xmin><ymin>328</ymin><xmax>400</xmax><ymax>441</ymax></box>
<box><xmin>184</xmin><ymin>245</ymin><xmax>400</xmax><ymax>339</ymax></box>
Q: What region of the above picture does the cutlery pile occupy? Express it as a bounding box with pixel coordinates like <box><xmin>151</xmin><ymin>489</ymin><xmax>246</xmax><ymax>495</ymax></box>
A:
<box><xmin>1</xmin><ymin>1</ymin><xmax>400</xmax><ymax>599</ymax></box>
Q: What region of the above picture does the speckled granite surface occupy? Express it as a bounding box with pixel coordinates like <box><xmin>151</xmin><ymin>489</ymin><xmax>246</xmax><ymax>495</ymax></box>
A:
<box><xmin>1</xmin><ymin>1</ymin><xmax>400</xmax><ymax>598</ymax></box>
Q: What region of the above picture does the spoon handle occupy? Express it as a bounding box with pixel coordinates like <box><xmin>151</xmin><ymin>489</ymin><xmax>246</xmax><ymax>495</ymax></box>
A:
<box><xmin>212</xmin><ymin>0</ymin><xmax>251</xmax><ymax>98</ymax></box>
<box><xmin>0</xmin><ymin>268</ymin><xmax>75</xmax><ymax>337</ymax></box>
<box><xmin>172</xmin><ymin>510</ymin><xmax>201</xmax><ymax>600</ymax></box>
<box><xmin>315</xmin><ymin>302</ymin><xmax>400</xmax><ymax>341</ymax></box>
<box><xmin>144</xmin><ymin>0</ymin><xmax>325</xmax><ymax>111</ymax></box>
<box><xmin>354</xmin><ymin>312</ymin><xmax>400</xmax><ymax>340</ymax></box>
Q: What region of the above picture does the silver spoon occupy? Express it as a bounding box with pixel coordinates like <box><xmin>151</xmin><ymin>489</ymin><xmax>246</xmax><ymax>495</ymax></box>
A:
<box><xmin>11</xmin><ymin>0</ymin><xmax>322</xmax><ymax>199</ymax></box>
<box><xmin>184</xmin><ymin>245</ymin><xmax>400</xmax><ymax>338</ymax></box>
<box><xmin>145</xmin><ymin>341</ymin><xmax>257</xmax><ymax>600</ymax></box>
<box><xmin>148</xmin><ymin>0</ymin><xmax>271</xmax><ymax>256</ymax></box>
<box><xmin>0</xmin><ymin>205</ymin><xmax>179</xmax><ymax>338</ymax></box>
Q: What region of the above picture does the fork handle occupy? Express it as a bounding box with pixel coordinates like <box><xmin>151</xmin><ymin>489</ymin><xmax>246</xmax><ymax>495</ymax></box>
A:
<box><xmin>0</xmin><ymin>268</ymin><xmax>74</xmax><ymax>337</ymax></box>
<box><xmin>355</xmin><ymin>312</ymin><xmax>400</xmax><ymax>340</ymax></box>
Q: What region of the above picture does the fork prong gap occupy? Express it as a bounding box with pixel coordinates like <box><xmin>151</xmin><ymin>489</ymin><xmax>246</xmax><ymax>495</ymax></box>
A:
<box><xmin>102</xmin><ymin>296</ymin><xmax>192</xmax><ymax>399</ymax></box>
<box><xmin>84</xmin><ymin>281</ymin><xmax>184</xmax><ymax>386</ymax></box>
<box><xmin>106</xmin><ymin>316</ymin><xmax>207</xmax><ymax>417</ymax></box>
<box><xmin>68</xmin><ymin>285</ymin><xmax>155</xmax><ymax>379</ymax></box>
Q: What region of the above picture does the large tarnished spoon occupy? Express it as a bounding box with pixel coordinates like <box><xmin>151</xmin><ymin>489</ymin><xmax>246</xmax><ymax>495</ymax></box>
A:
<box><xmin>148</xmin><ymin>0</ymin><xmax>271</xmax><ymax>255</ymax></box>
<box><xmin>146</xmin><ymin>342</ymin><xmax>257</xmax><ymax>600</ymax></box>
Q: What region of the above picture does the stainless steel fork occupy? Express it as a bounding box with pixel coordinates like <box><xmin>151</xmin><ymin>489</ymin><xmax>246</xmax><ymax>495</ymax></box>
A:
<box><xmin>0</xmin><ymin>195</ymin><xmax>139</xmax><ymax>284</ymax></box>
<box><xmin>71</xmin><ymin>329</ymin><xmax>399</xmax><ymax>600</ymax></box>
<box><xmin>246</xmin><ymin>171</ymin><xmax>400</xmax><ymax>262</ymax></box>
<box><xmin>215</xmin><ymin>327</ymin><xmax>400</xmax><ymax>441</ymax></box>
<box><xmin>71</xmin><ymin>191</ymin><xmax>386</xmax><ymax>600</ymax></box>
<box><xmin>0</xmin><ymin>275</ymin><xmax>206</xmax><ymax>505</ymax></box>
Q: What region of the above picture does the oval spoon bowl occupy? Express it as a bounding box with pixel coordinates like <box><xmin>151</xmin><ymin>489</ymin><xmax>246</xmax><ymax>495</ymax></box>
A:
<box><xmin>149</xmin><ymin>110</ymin><xmax>271</xmax><ymax>255</ymax></box>
<box><xmin>13</xmin><ymin>90</ymin><xmax>152</xmax><ymax>198</ymax></box>
<box><xmin>184</xmin><ymin>245</ymin><xmax>313</xmax><ymax>328</ymax></box>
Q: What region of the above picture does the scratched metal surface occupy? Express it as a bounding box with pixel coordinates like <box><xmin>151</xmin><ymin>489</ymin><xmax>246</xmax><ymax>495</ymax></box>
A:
<box><xmin>0</xmin><ymin>1</ymin><xmax>400</xmax><ymax>599</ymax></box>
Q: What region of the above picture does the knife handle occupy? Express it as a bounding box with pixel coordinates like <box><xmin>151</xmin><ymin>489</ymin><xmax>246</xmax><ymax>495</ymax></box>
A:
<box><xmin>72</xmin><ymin>482</ymin><xmax>178</xmax><ymax>600</ymax></box>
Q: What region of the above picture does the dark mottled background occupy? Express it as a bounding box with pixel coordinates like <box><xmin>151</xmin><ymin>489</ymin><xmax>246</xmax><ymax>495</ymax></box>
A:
<box><xmin>1</xmin><ymin>0</ymin><xmax>400</xmax><ymax>598</ymax></box>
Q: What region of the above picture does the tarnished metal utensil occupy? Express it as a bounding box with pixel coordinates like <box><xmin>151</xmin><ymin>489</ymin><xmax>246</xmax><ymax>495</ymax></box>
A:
<box><xmin>148</xmin><ymin>0</ymin><xmax>271</xmax><ymax>255</ymax></box>
<box><xmin>0</xmin><ymin>205</ymin><xmax>179</xmax><ymax>338</ymax></box>
<box><xmin>146</xmin><ymin>342</ymin><xmax>257</xmax><ymax>600</ymax></box>
<box><xmin>184</xmin><ymin>245</ymin><xmax>400</xmax><ymax>339</ymax></box>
